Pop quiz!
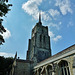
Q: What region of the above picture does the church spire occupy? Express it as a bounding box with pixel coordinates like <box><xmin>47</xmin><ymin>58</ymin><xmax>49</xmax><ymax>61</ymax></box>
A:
<box><xmin>38</xmin><ymin>12</ymin><xmax>42</xmax><ymax>25</ymax></box>
<box><xmin>39</xmin><ymin>12</ymin><xmax>41</xmax><ymax>23</ymax></box>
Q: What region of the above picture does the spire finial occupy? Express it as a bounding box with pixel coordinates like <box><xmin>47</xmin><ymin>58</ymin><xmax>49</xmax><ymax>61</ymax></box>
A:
<box><xmin>39</xmin><ymin>12</ymin><xmax>41</xmax><ymax>23</ymax></box>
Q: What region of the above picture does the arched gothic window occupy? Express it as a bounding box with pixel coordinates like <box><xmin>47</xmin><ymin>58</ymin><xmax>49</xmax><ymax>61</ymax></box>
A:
<box><xmin>47</xmin><ymin>65</ymin><xmax>52</xmax><ymax>75</ymax></box>
<box><xmin>43</xmin><ymin>35</ymin><xmax>46</xmax><ymax>48</ymax></box>
<box><xmin>41</xmin><ymin>67</ymin><xmax>46</xmax><ymax>75</ymax></box>
<box><xmin>40</xmin><ymin>35</ymin><xmax>42</xmax><ymax>42</ymax></box>
<box><xmin>40</xmin><ymin>35</ymin><xmax>42</xmax><ymax>47</ymax></box>
<box><xmin>38</xmin><ymin>68</ymin><xmax>42</xmax><ymax>75</ymax></box>
<box><xmin>58</xmin><ymin>60</ymin><xmax>70</xmax><ymax>75</ymax></box>
<box><xmin>43</xmin><ymin>36</ymin><xmax>45</xmax><ymax>43</ymax></box>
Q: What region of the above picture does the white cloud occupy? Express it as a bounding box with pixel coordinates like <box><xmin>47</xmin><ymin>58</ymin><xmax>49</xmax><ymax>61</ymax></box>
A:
<box><xmin>59</xmin><ymin>22</ymin><xmax>62</xmax><ymax>25</ymax></box>
<box><xmin>22</xmin><ymin>0</ymin><xmax>73</xmax><ymax>22</ymax></box>
<box><xmin>22</xmin><ymin>0</ymin><xmax>42</xmax><ymax>20</ymax></box>
<box><xmin>67</xmin><ymin>21</ymin><xmax>74</xmax><ymax>27</ymax></box>
<box><xmin>0</xmin><ymin>52</ymin><xmax>15</xmax><ymax>57</ymax></box>
<box><xmin>2</xmin><ymin>28</ymin><xmax>11</xmax><ymax>39</ymax></box>
<box><xmin>49</xmin><ymin>31</ymin><xmax>55</xmax><ymax>38</ymax></box>
<box><xmin>22</xmin><ymin>0</ymin><xmax>51</xmax><ymax>21</ymax></box>
<box><xmin>41</xmin><ymin>11</ymin><xmax>52</xmax><ymax>21</ymax></box>
<box><xmin>48</xmin><ymin>22</ymin><xmax>61</xmax><ymax>30</ymax></box>
<box><xmin>49</xmin><ymin>30</ymin><xmax>62</xmax><ymax>42</ymax></box>
<box><xmin>48</xmin><ymin>9</ymin><xmax>60</xmax><ymax>17</ymax></box>
<box><xmin>53</xmin><ymin>35</ymin><xmax>62</xmax><ymax>42</ymax></box>
<box><xmin>49</xmin><ymin>1</ymin><xmax>51</xmax><ymax>4</ymax></box>
<box><xmin>55</xmin><ymin>0</ymin><xmax>73</xmax><ymax>15</ymax></box>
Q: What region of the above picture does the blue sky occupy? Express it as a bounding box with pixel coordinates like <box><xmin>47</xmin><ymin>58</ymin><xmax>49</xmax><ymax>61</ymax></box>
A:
<box><xmin>0</xmin><ymin>0</ymin><xmax>75</xmax><ymax>59</ymax></box>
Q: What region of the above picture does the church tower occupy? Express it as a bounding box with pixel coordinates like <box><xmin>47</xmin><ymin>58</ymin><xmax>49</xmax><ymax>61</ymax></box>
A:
<box><xmin>26</xmin><ymin>13</ymin><xmax>51</xmax><ymax>64</ymax></box>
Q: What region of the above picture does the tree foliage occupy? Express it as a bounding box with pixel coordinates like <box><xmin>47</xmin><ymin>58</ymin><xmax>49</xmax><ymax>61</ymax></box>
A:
<box><xmin>0</xmin><ymin>0</ymin><xmax>12</xmax><ymax>45</ymax></box>
<box><xmin>0</xmin><ymin>56</ymin><xmax>14</xmax><ymax>75</ymax></box>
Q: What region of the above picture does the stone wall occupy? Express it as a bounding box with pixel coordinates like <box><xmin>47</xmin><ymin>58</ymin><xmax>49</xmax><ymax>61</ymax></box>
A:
<box><xmin>14</xmin><ymin>59</ymin><xmax>33</xmax><ymax>75</ymax></box>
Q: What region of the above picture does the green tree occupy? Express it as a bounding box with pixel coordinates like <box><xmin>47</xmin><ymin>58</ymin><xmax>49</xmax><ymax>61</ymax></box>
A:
<box><xmin>0</xmin><ymin>56</ymin><xmax>14</xmax><ymax>75</ymax></box>
<box><xmin>0</xmin><ymin>0</ymin><xmax>12</xmax><ymax>45</ymax></box>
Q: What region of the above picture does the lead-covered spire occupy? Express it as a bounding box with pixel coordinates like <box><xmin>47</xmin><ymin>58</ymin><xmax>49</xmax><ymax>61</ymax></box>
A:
<box><xmin>39</xmin><ymin>12</ymin><xmax>41</xmax><ymax>23</ymax></box>
<box><xmin>38</xmin><ymin>12</ymin><xmax>42</xmax><ymax>25</ymax></box>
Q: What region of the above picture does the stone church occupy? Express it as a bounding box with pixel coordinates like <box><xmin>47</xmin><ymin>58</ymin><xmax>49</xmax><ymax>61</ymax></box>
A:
<box><xmin>10</xmin><ymin>14</ymin><xmax>75</xmax><ymax>75</ymax></box>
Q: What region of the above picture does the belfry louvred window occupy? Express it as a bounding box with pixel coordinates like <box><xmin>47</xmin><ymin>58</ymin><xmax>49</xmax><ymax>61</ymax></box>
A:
<box><xmin>40</xmin><ymin>35</ymin><xmax>42</xmax><ymax>47</ymax></box>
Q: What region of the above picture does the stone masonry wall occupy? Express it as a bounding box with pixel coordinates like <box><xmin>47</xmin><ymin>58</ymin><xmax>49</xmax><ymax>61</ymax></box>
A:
<box><xmin>14</xmin><ymin>59</ymin><xmax>32</xmax><ymax>75</ymax></box>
